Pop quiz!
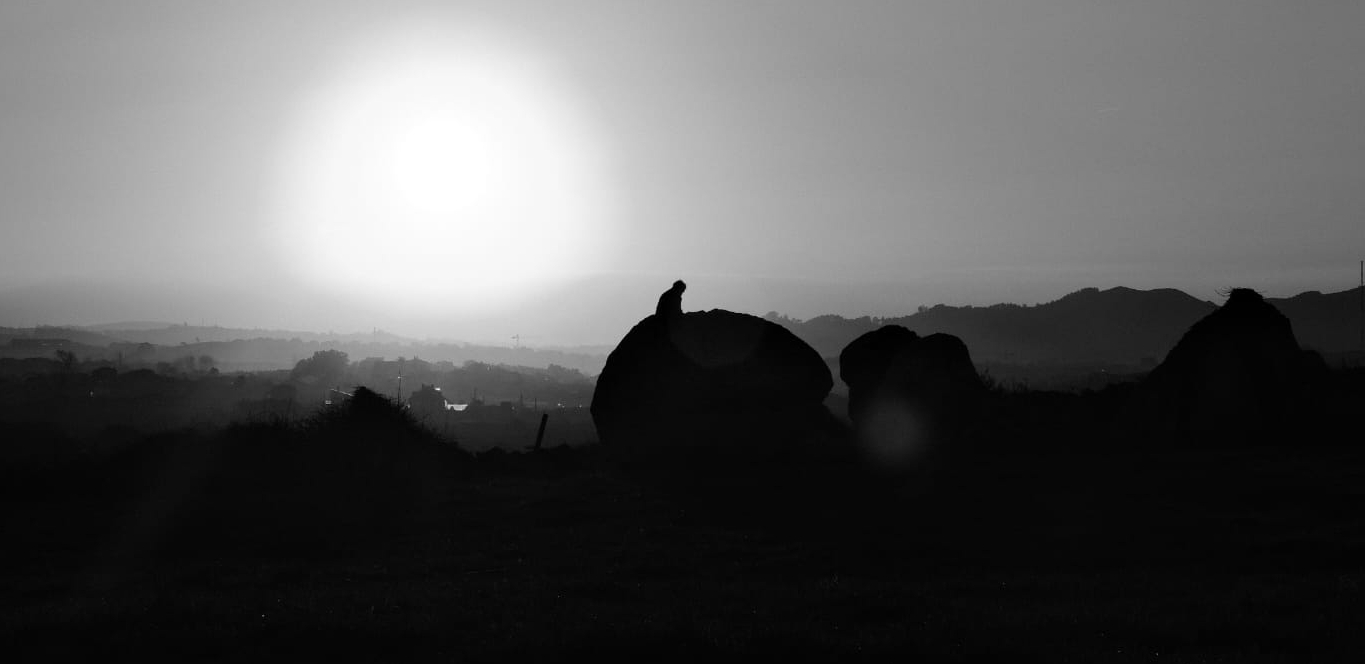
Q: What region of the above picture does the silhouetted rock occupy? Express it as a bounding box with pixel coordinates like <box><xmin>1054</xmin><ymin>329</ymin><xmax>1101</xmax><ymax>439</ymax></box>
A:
<box><xmin>592</xmin><ymin>283</ymin><xmax>834</xmax><ymax>459</ymax></box>
<box><xmin>839</xmin><ymin>325</ymin><xmax>984</xmax><ymax>466</ymax></box>
<box><xmin>1130</xmin><ymin>288</ymin><xmax>1327</xmax><ymax>444</ymax></box>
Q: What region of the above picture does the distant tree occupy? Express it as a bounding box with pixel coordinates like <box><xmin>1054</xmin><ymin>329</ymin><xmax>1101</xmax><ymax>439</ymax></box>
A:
<box><xmin>267</xmin><ymin>383</ymin><xmax>298</xmax><ymax>402</ymax></box>
<box><xmin>197</xmin><ymin>355</ymin><xmax>216</xmax><ymax>372</ymax></box>
<box><xmin>291</xmin><ymin>349</ymin><xmax>349</xmax><ymax>386</ymax></box>
<box><xmin>174</xmin><ymin>355</ymin><xmax>197</xmax><ymax>373</ymax></box>
<box><xmin>53</xmin><ymin>350</ymin><xmax>76</xmax><ymax>373</ymax></box>
<box><xmin>546</xmin><ymin>363</ymin><xmax>589</xmax><ymax>383</ymax></box>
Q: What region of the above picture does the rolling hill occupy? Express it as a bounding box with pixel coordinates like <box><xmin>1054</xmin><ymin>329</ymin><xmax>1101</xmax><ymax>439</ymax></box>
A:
<box><xmin>768</xmin><ymin>286</ymin><xmax>1364</xmax><ymax>368</ymax></box>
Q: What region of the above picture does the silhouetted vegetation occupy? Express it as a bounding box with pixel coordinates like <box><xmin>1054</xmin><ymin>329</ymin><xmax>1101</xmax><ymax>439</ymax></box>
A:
<box><xmin>0</xmin><ymin>351</ymin><xmax>596</xmax><ymax>449</ymax></box>
<box><xmin>290</xmin><ymin>348</ymin><xmax>350</xmax><ymax>386</ymax></box>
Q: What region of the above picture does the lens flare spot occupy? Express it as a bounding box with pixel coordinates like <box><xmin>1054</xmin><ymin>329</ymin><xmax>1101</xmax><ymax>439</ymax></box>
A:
<box><xmin>858</xmin><ymin>398</ymin><xmax>932</xmax><ymax>469</ymax></box>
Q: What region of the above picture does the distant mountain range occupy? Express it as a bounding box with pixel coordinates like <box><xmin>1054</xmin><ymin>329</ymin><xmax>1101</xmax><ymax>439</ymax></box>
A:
<box><xmin>766</xmin><ymin>286</ymin><xmax>1365</xmax><ymax>367</ymax></box>
<box><xmin>3</xmin><ymin>286</ymin><xmax>1361</xmax><ymax>376</ymax></box>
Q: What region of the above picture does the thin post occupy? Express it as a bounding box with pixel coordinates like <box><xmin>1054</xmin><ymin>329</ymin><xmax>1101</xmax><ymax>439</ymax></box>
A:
<box><xmin>534</xmin><ymin>413</ymin><xmax>549</xmax><ymax>451</ymax></box>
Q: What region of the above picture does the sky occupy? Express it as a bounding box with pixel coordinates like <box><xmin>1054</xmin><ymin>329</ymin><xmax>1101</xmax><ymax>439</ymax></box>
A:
<box><xmin>2</xmin><ymin>1</ymin><xmax>1362</xmax><ymax>344</ymax></box>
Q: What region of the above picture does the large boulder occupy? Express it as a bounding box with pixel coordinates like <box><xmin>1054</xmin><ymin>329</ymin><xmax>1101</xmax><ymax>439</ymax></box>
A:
<box><xmin>591</xmin><ymin>307</ymin><xmax>834</xmax><ymax>458</ymax></box>
<box><xmin>839</xmin><ymin>326</ymin><xmax>985</xmax><ymax>465</ymax></box>
<box><xmin>1130</xmin><ymin>288</ymin><xmax>1327</xmax><ymax>444</ymax></box>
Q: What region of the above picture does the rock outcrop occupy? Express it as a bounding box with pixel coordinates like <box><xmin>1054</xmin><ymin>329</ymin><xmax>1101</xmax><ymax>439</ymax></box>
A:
<box><xmin>838</xmin><ymin>325</ymin><xmax>984</xmax><ymax>464</ymax></box>
<box><xmin>1131</xmin><ymin>288</ymin><xmax>1327</xmax><ymax>444</ymax></box>
<box><xmin>591</xmin><ymin>283</ymin><xmax>834</xmax><ymax>458</ymax></box>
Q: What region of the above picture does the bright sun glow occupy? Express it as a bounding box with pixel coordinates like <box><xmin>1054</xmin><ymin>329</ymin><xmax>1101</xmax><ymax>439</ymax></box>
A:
<box><xmin>276</xmin><ymin>25</ymin><xmax>613</xmax><ymax>313</ymax></box>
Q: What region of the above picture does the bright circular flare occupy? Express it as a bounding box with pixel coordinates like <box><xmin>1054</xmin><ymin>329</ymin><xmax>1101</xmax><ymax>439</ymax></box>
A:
<box><xmin>276</xmin><ymin>27</ymin><xmax>613</xmax><ymax>312</ymax></box>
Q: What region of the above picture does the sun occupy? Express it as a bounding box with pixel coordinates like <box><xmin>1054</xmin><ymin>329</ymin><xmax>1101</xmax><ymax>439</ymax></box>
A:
<box><xmin>275</xmin><ymin>25</ymin><xmax>613</xmax><ymax>313</ymax></box>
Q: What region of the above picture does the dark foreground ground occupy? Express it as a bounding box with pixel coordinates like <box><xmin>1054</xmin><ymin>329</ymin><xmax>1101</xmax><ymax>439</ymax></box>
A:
<box><xmin>4</xmin><ymin>421</ymin><xmax>1365</xmax><ymax>661</ymax></box>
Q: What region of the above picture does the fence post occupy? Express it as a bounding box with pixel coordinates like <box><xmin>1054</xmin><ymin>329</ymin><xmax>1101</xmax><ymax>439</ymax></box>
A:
<box><xmin>534</xmin><ymin>413</ymin><xmax>549</xmax><ymax>451</ymax></box>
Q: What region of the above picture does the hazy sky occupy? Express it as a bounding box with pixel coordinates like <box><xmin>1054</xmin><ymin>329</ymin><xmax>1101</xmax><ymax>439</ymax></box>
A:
<box><xmin>2</xmin><ymin>1</ymin><xmax>1362</xmax><ymax>344</ymax></box>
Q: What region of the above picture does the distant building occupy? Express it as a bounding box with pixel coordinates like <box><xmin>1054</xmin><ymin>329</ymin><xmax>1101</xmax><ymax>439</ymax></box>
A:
<box><xmin>408</xmin><ymin>383</ymin><xmax>444</xmax><ymax>415</ymax></box>
<box><xmin>409</xmin><ymin>383</ymin><xmax>476</xmax><ymax>417</ymax></box>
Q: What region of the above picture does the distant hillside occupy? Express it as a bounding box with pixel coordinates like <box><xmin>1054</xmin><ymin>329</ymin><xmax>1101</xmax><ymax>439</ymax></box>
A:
<box><xmin>31</xmin><ymin>325</ymin><xmax>125</xmax><ymax>347</ymax></box>
<box><xmin>82</xmin><ymin>320</ymin><xmax>181</xmax><ymax>332</ymax></box>
<box><xmin>768</xmin><ymin>286</ymin><xmax>1364</xmax><ymax>367</ymax></box>
<box><xmin>2</xmin><ymin>331</ymin><xmax>609</xmax><ymax>375</ymax></box>
<box><xmin>85</xmin><ymin>324</ymin><xmax>412</xmax><ymax>346</ymax></box>
<box><xmin>7</xmin><ymin>286</ymin><xmax>1360</xmax><ymax>376</ymax></box>
<box><xmin>84</xmin><ymin>324</ymin><xmax>615</xmax><ymax>358</ymax></box>
<box><xmin>143</xmin><ymin>338</ymin><xmax>609</xmax><ymax>375</ymax></box>
<box><xmin>1267</xmin><ymin>288</ymin><xmax>1365</xmax><ymax>356</ymax></box>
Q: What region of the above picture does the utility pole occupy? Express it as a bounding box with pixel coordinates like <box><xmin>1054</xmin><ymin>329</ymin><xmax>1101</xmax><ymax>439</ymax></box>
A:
<box><xmin>512</xmin><ymin>334</ymin><xmax>520</xmax><ymax>349</ymax></box>
<box><xmin>397</xmin><ymin>358</ymin><xmax>405</xmax><ymax>403</ymax></box>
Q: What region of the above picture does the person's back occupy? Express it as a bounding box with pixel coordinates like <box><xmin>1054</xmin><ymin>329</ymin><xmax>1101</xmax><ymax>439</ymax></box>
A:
<box><xmin>656</xmin><ymin>280</ymin><xmax>686</xmax><ymax>319</ymax></box>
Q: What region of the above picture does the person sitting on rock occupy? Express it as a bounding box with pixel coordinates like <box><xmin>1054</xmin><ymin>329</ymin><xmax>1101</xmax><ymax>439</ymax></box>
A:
<box><xmin>656</xmin><ymin>279</ymin><xmax>686</xmax><ymax>320</ymax></box>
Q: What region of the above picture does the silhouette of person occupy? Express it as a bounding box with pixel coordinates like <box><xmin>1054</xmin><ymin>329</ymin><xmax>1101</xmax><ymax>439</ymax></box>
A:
<box><xmin>656</xmin><ymin>280</ymin><xmax>686</xmax><ymax>320</ymax></box>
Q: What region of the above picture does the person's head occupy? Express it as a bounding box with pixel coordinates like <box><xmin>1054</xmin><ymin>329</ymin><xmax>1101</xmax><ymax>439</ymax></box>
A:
<box><xmin>673</xmin><ymin>280</ymin><xmax>686</xmax><ymax>292</ymax></box>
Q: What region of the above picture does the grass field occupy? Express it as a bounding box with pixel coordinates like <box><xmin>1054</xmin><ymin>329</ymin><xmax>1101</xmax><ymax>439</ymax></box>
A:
<box><xmin>5</xmin><ymin>427</ymin><xmax>1365</xmax><ymax>662</ymax></box>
